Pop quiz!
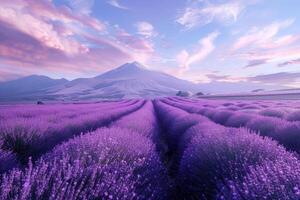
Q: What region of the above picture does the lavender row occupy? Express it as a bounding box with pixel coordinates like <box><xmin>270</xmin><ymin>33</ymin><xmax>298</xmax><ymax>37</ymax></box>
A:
<box><xmin>154</xmin><ymin>100</ymin><xmax>300</xmax><ymax>199</ymax></box>
<box><xmin>164</xmin><ymin>98</ymin><xmax>300</xmax><ymax>154</ymax></box>
<box><xmin>109</xmin><ymin>100</ymin><xmax>171</xmax><ymax>195</ymax></box>
<box><xmin>110</xmin><ymin>100</ymin><xmax>159</xmax><ymax>139</ymax></box>
<box><xmin>220</xmin><ymin>157</ymin><xmax>300</xmax><ymax>199</ymax></box>
<box><xmin>0</xmin><ymin>100</ymin><xmax>169</xmax><ymax>199</ymax></box>
<box><xmin>0</xmin><ymin>99</ymin><xmax>136</xmax><ymax>122</ymax></box>
<box><xmin>0</xmin><ymin>127</ymin><xmax>168</xmax><ymax>200</ymax></box>
<box><xmin>171</xmin><ymin>97</ymin><xmax>300</xmax><ymax>122</ymax></box>
<box><xmin>0</xmin><ymin>100</ymin><xmax>144</xmax><ymax>167</ymax></box>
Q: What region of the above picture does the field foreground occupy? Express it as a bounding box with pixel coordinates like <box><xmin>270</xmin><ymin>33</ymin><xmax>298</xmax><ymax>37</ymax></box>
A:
<box><xmin>1</xmin><ymin>97</ymin><xmax>300</xmax><ymax>199</ymax></box>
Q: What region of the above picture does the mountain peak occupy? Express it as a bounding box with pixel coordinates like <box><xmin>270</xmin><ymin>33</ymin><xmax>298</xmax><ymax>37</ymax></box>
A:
<box><xmin>0</xmin><ymin>62</ymin><xmax>200</xmax><ymax>101</ymax></box>
<box><xmin>118</xmin><ymin>61</ymin><xmax>147</xmax><ymax>70</ymax></box>
<box><xmin>97</xmin><ymin>62</ymin><xmax>149</xmax><ymax>79</ymax></box>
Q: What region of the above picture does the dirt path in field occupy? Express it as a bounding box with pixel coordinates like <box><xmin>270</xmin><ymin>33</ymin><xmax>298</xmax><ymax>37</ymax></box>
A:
<box><xmin>152</xmin><ymin>100</ymin><xmax>184</xmax><ymax>199</ymax></box>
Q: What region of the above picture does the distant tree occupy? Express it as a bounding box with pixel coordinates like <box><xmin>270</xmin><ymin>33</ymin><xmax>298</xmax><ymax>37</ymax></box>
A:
<box><xmin>196</xmin><ymin>92</ymin><xmax>204</xmax><ymax>96</ymax></box>
<box><xmin>252</xmin><ymin>89</ymin><xmax>264</xmax><ymax>93</ymax></box>
<box><xmin>176</xmin><ymin>91</ymin><xmax>191</xmax><ymax>97</ymax></box>
<box><xmin>37</xmin><ymin>101</ymin><xmax>44</xmax><ymax>105</ymax></box>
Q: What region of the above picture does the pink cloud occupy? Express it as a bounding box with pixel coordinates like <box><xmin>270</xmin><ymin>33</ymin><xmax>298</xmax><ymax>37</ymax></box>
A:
<box><xmin>115</xmin><ymin>29</ymin><xmax>154</xmax><ymax>52</ymax></box>
<box><xmin>176</xmin><ymin>31</ymin><xmax>219</xmax><ymax>74</ymax></box>
<box><xmin>230</xmin><ymin>19</ymin><xmax>300</xmax><ymax>68</ymax></box>
<box><xmin>237</xmin><ymin>47</ymin><xmax>300</xmax><ymax>68</ymax></box>
<box><xmin>0</xmin><ymin>22</ymin><xmax>131</xmax><ymax>77</ymax></box>
<box><xmin>0</xmin><ymin>0</ymin><xmax>91</xmax><ymax>55</ymax></box>
<box><xmin>0</xmin><ymin>0</ymin><xmax>157</xmax><ymax>81</ymax></box>
<box><xmin>233</xmin><ymin>19</ymin><xmax>296</xmax><ymax>50</ymax></box>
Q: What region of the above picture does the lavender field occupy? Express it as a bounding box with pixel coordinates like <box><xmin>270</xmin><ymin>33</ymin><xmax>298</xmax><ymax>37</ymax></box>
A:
<box><xmin>1</xmin><ymin>98</ymin><xmax>300</xmax><ymax>200</ymax></box>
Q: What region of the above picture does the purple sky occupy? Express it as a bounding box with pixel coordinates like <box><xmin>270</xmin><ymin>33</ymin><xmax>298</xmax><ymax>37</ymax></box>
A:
<box><xmin>0</xmin><ymin>0</ymin><xmax>300</xmax><ymax>87</ymax></box>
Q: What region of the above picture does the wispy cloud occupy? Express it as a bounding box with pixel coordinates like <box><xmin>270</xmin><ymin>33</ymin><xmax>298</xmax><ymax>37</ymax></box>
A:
<box><xmin>244</xmin><ymin>59</ymin><xmax>268</xmax><ymax>68</ymax></box>
<box><xmin>206</xmin><ymin>74</ymin><xmax>230</xmax><ymax>81</ymax></box>
<box><xmin>68</xmin><ymin>0</ymin><xmax>95</xmax><ymax>15</ymax></box>
<box><xmin>107</xmin><ymin>0</ymin><xmax>128</xmax><ymax>10</ymax></box>
<box><xmin>135</xmin><ymin>21</ymin><xmax>157</xmax><ymax>38</ymax></box>
<box><xmin>176</xmin><ymin>31</ymin><xmax>219</xmax><ymax>74</ymax></box>
<box><xmin>248</xmin><ymin>72</ymin><xmax>300</xmax><ymax>85</ymax></box>
<box><xmin>203</xmin><ymin>71</ymin><xmax>300</xmax><ymax>87</ymax></box>
<box><xmin>240</xmin><ymin>47</ymin><xmax>300</xmax><ymax>68</ymax></box>
<box><xmin>230</xmin><ymin>19</ymin><xmax>300</xmax><ymax>68</ymax></box>
<box><xmin>233</xmin><ymin>19</ymin><xmax>296</xmax><ymax>50</ymax></box>
<box><xmin>176</xmin><ymin>0</ymin><xmax>247</xmax><ymax>29</ymax></box>
<box><xmin>278</xmin><ymin>58</ymin><xmax>300</xmax><ymax>67</ymax></box>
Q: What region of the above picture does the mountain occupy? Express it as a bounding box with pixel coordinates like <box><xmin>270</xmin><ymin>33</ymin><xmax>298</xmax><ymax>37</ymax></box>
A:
<box><xmin>0</xmin><ymin>75</ymin><xmax>68</xmax><ymax>101</ymax></box>
<box><xmin>0</xmin><ymin>62</ymin><xmax>291</xmax><ymax>102</ymax></box>
<box><xmin>0</xmin><ymin>62</ymin><xmax>200</xmax><ymax>101</ymax></box>
<box><xmin>49</xmin><ymin>62</ymin><xmax>200</xmax><ymax>100</ymax></box>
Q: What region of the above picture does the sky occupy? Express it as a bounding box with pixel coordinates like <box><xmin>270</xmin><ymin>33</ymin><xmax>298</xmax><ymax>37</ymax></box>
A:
<box><xmin>0</xmin><ymin>0</ymin><xmax>300</xmax><ymax>88</ymax></box>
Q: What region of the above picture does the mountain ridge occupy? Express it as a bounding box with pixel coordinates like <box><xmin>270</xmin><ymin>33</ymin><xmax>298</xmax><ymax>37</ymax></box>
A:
<box><xmin>0</xmin><ymin>62</ymin><xmax>200</xmax><ymax>101</ymax></box>
<box><xmin>0</xmin><ymin>62</ymin><xmax>291</xmax><ymax>102</ymax></box>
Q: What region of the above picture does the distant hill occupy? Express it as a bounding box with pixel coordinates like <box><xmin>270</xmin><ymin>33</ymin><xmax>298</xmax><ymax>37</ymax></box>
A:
<box><xmin>0</xmin><ymin>62</ymin><xmax>199</xmax><ymax>101</ymax></box>
<box><xmin>0</xmin><ymin>75</ymin><xmax>68</xmax><ymax>101</ymax></box>
<box><xmin>0</xmin><ymin>62</ymin><xmax>292</xmax><ymax>102</ymax></box>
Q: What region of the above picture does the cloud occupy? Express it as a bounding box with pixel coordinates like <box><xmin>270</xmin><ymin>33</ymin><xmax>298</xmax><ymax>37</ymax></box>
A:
<box><xmin>206</xmin><ymin>74</ymin><xmax>230</xmax><ymax>81</ymax></box>
<box><xmin>176</xmin><ymin>0</ymin><xmax>246</xmax><ymax>29</ymax></box>
<box><xmin>230</xmin><ymin>19</ymin><xmax>300</xmax><ymax>68</ymax></box>
<box><xmin>237</xmin><ymin>47</ymin><xmax>300</xmax><ymax>68</ymax></box>
<box><xmin>68</xmin><ymin>0</ymin><xmax>94</xmax><ymax>15</ymax></box>
<box><xmin>278</xmin><ymin>58</ymin><xmax>300</xmax><ymax>67</ymax></box>
<box><xmin>0</xmin><ymin>0</ymin><xmax>156</xmax><ymax>81</ymax></box>
<box><xmin>177</xmin><ymin>31</ymin><xmax>219</xmax><ymax>73</ymax></box>
<box><xmin>203</xmin><ymin>71</ymin><xmax>300</xmax><ymax>87</ymax></box>
<box><xmin>135</xmin><ymin>21</ymin><xmax>157</xmax><ymax>38</ymax></box>
<box><xmin>248</xmin><ymin>72</ymin><xmax>300</xmax><ymax>85</ymax></box>
<box><xmin>0</xmin><ymin>66</ymin><xmax>26</xmax><ymax>82</ymax></box>
<box><xmin>0</xmin><ymin>0</ymin><xmax>108</xmax><ymax>56</ymax></box>
<box><xmin>204</xmin><ymin>73</ymin><xmax>247</xmax><ymax>83</ymax></box>
<box><xmin>244</xmin><ymin>59</ymin><xmax>268</xmax><ymax>68</ymax></box>
<box><xmin>116</xmin><ymin>31</ymin><xmax>154</xmax><ymax>52</ymax></box>
<box><xmin>107</xmin><ymin>0</ymin><xmax>128</xmax><ymax>10</ymax></box>
<box><xmin>233</xmin><ymin>19</ymin><xmax>295</xmax><ymax>50</ymax></box>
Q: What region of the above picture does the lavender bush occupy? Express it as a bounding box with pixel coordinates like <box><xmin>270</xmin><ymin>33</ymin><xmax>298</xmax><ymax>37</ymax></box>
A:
<box><xmin>220</xmin><ymin>157</ymin><xmax>300</xmax><ymax>200</ymax></box>
<box><xmin>166</xmin><ymin>98</ymin><xmax>300</xmax><ymax>153</ymax></box>
<box><xmin>259</xmin><ymin>109</ymin><xmax>286</xmax><ymax>118</ymax></box>
<box><xmin>178</xmin><ymin>125</ymin><xmax>297</xmax><ymax>199</ymax></box>
<box><xmin>287</xmin><ymin>110</ymin><xmax>300</xmax><ymax>122</ymax></box>
<box><xmin>111</xmin><ymin>101</ymin><xmax>158</xmax><ymax>138</ymax></box>
<box><xmin>1</xmin><ymin>97</ymin><xmax>300</xmax><ymax>199</ymax></box>
<box><xmin>0</xmin><ymin>127</ymin><xmax>168</xmax><ymax>200</ymax></box>
<box><xmin>0</xmin><ymin>100</ymin><xmax>144</xmax><ymax>165</ymax></box>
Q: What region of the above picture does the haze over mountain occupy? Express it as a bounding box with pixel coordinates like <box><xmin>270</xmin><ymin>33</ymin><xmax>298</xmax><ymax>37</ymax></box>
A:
<box><xmin>0</xmin><ymin>62</ymin><xmax>290</xmax><ymax>102</ymax></box>
<box><xmin>0</xmin><ymin>62</ymin><xmax>199</xmax><ymax>101</ymax></box>
<box><xmin>0</xmin><ymin>75</ymin><xmax>68</xmax><ymax>101</ymax></box>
